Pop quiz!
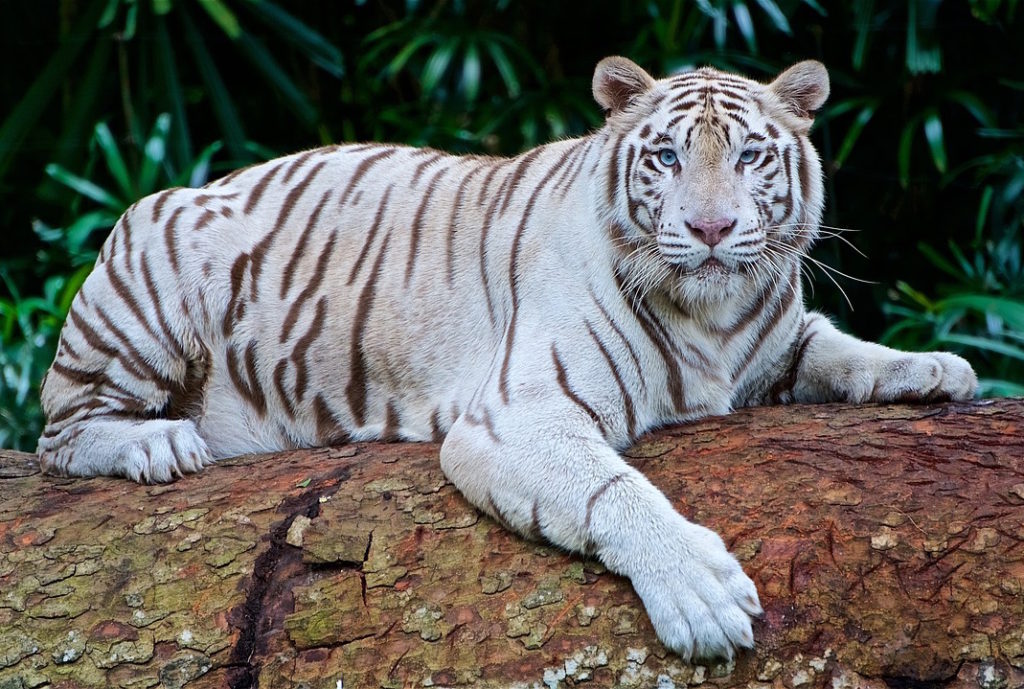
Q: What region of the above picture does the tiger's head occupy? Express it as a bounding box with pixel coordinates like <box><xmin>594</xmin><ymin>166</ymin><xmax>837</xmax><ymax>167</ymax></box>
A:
<box><xmin>593</xmin><ymin>57</ymin><xmax>829</xmax><ymax>308</ymax></box>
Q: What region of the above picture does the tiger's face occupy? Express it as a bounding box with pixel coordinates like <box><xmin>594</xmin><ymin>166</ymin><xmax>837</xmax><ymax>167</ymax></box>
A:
<box><xmin>595</xmin><ymin>58</ymin><xmax>829</xmax><ymax>306</ymax></box>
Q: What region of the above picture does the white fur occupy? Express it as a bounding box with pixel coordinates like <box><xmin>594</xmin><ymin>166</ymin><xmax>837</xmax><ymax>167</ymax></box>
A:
<box><xmin>38</xmin><ymin>58</ymin><xmax>977</xmax><ymax>661</ymax></box>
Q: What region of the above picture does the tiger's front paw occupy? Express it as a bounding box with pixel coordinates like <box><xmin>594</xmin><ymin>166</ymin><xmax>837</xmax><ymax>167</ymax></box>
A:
<box><xmin>626</xmin><ymin>516</ymin><xmax>761</xmax><ymax>661</ymax></box>
<box><xmin>871</xmin><ymin>351</ymin><xmax>978</xmax><ymax>403</ymax></box>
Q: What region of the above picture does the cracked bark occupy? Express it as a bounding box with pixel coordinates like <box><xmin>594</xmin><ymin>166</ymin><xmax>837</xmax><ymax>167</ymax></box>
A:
<box><xmin>1</xmin><ymin>400</ymin><xmax>1023</xmax><ymax>689</ymax></box>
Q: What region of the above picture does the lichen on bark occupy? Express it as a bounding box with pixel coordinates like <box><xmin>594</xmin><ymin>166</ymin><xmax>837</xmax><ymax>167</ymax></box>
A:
<box><xmin>0</xmin><ymin>400</ymin><xmax>1022</xmax><ymax>688</ymax></box>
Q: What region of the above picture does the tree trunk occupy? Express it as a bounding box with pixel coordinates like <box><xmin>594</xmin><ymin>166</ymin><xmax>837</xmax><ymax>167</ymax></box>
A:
<box><xmin>1</xmin><ymin>400</ymin><xmax>1022</xmax><ymax>689</ymax></box>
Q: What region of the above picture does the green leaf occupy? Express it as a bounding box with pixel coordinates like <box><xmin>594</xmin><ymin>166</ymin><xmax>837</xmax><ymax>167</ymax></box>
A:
<box><xmin>906</xmin><ymin>0</ymin><xmax>942</xmax><ymax>74</ymax></box>
<box><xmin>732</xmin><ymin>2</ymin><xmax>758</xmax><ymax>53</ymax></box>
<box><xmin>753</xmin><ymin>0</ymin><xmax>792</xmax><ymax>34</ymax></box>
<box><xmin>242</xmin><ymin>1</ymin><xmax>344</xmax><ymax>78</ymax></box>
<box><xmin>978</xmin><ymin>378</ymin><xmax>1024</xmax><ymax>397</ymax></box>
<box><xmin>97</xmin><ymin>0</ymin><xmax>121</xmax><ymax>28</ymax></box>
<box><xmin>834</xmin><ymin>103</ymin><xmax>877</xmax><ymax>169</ymax></box>
<box><xmin>65</xmin><ymin>210</ymin><xmax>119</xmax><ymax>255</ymax></box>
<box><xmin>139</xmin><ymin>114</ymin><xmax>172</xmax><ymax>195</ymax></box>
<box><xmin>92</xmin><ymin>122</ymin><xmax>133</xmax><ymax>199</ymax></box>
<box><xmin>937</xmin><ymin>294</ymin><xmax>1024</xmax><ymax>330</ymax></box>
<box><xmin>384</xmin><ymin>33</ymin><xmax>435</xmax><ymax>79</ymax></box>
<box><xmin>421</xmin><ymin>39</ymin><xmax>458</xmax><ymax>98</ymax></box>
<box><xmin>801</xmin><ymin>0</ymin><xmax>827</xmax><ymax>15</ymax></box>
<box><xmin>898</xmin><ymin>113</ymin><xmax>924</xmax><ymax>188</ymax></box>
<box><xmin>154</xmin><ymin>15</ymin><xmax>192</xmax><ymax>170</ymax></box>
<box><xmin>181</xmin><ymin>141</ymin><xmax>224</xmax><ymax>189</ymax></box>
<box><xmin>945</xmin><ymin>89</ymin><xmax>997</xmax><ymax>128</ymax></box>
<box><xmin>45</xmin><ymin>164</ymin><xmax>125</xmax><ymax>211</ymax></box>
<box><xmin>179</xmin><ymin>5</ymin><xmax>248</xmax><ymax>160</ymax></box>
<box><xmin>850</xmin><ymin>0</ymin><xmax>874</xmax><ymax>71</ymax></box>
<box><xmin>236</xmin><ymin>34</ymin><xmax>320</xmax><ymax>127</ymax></box>
<box><xmin>198</xmin><ymin>0</ymin><xmax>242</xmax><ymax>38</ymax></box>
<box><xmin>917</xmin><ymin>243</ymin><xmax>963</xmax><ymax>281</ymax></box>
<box><xmin>922</xmin><ymin>110</ymin><xmax>947</xmax><ymax>174</ymax></box>
<box><xmin>460</xmin><ymin>40</ymin><xmax>482</xmax><ymax>102</ymax></box>
<box><xmin>940</xmin><ymin>333</ymin><xmax>1024</xmax><ymax>361</ymax></box>
<box><xmin>483</xmin><ymin>41</ymin><xmax>521</xmax><ymax>98</ymax></box>
<box><xmin>0</xmin><ymin>0</ymin><xmax>103</xmax><ymax>182</ymax></box>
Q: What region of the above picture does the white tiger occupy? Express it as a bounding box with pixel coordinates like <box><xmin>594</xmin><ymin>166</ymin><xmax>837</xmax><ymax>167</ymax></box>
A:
<box><xmin>38</xmin><ymin>57</ymin><xmax>978</xmax><ymax>660</ymax></box>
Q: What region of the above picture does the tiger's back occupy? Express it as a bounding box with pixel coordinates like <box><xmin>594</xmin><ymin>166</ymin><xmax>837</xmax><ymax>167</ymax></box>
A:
<box><xmin>39</xmin><ymin>137</ymin><xmax>607</xmax><ymax>473</ymax></box>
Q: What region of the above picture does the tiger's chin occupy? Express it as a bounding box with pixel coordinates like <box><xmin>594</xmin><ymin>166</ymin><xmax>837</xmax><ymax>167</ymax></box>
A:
<box><xmin>667</xmin><ymin>257</ymin><xmax>750</xmax><ymax>308</ymax></box>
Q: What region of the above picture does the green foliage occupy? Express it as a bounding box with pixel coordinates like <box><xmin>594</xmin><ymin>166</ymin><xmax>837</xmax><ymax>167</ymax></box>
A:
<box><xmin>1</xmin><ymin>0</ymin><xmax>1021</xmax><ymax>449</ymax></box>
<box><xmin>0</xmin><ymin>114</ymin><xmax>228</xmax><ymax>449</ymax></box>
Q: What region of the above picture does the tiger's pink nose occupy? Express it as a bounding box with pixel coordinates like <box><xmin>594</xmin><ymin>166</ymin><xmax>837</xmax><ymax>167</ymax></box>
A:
<box><xmin>686</xmin><ymin>218</ymin><xmax>736</xmax><ymax>247</ymax></box>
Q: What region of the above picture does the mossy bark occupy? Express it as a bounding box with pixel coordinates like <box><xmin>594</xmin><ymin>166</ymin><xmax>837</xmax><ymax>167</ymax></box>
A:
<box><xmin>1</xmin><ymin>400</ymin><xmax>1023</xmax><ymax>689</ymax></box>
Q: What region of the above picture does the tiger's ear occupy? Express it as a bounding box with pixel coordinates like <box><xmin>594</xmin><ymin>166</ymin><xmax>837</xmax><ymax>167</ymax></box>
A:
<box><xmin>593</xmin><ymin>56</ymin><xmax>656</xmax><ymax>116</ymax></box>
<box><xmin>769</xmin><ymin>60</ymin><xmax>830</xmax><ymax>119</ymax></box>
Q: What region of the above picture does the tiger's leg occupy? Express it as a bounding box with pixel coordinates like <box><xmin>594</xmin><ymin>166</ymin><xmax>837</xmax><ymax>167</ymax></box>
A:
<box><xmin>37</xmin><ymin>211</ymin><xmax>213</xmax><ymax>483</ymax></box>
<box><xmin>787</xmin><ymin>312</ymin><xmax>978</xmax><ymax>403</ymax></box>
<box><xmin>440</xmin><ymin>390</ymin><xmax>761</xmax><ymax>661</ymax></box>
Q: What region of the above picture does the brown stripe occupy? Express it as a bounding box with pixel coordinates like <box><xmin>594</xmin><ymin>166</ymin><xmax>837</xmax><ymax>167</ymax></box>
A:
<box><xmin>244</xmin><ymin>160</ymin><xmax>287</xmax><ymax>215</ymax></box>
<box><xmin>94</xmin><ymin>305</ymin><xmax>172</xmax><ymax>389</ymax></box>
<box><xmin>280</xmin><ymin>149</ymin><xmax>320</xmax><ymax>185</ymax></box>
<box><xmin>497</xmin><ymin>149</ymin><xmax>577</xmax><ymax>403</ymax></box>
<box><xmin>163</xmin><ymin>206</ymin><xmax>185</xmax><ymax>273</ymax></box>
<box><xmin>222</xmin><ymin>253</ymin><xmax>251</xmax><ymax>337</ymax></box>
<box><xmin>313</xmin><ymin>394</ymin><xmax>348</xmax><ymax>445</ymax></box>
<box><xmin>290</xmin><ymin>296</ymin><xmax>327</xmax><ymax>403</ymax></box>
<box><xmin>382</xmin><ymin>399</ymin><xmax>400</xmax><ymax>442</ymax></box>
<box><xmin>584</xmin><ymin>473</ymin><xmax>625</xmax><ymax>532</ymax></box>
<box><xmin>589</xmin><ymin>289</ymin><xmax>643</xmax><ymax>389</ymax></box>
<box><xmin>120</xmin><ymin>211</ymin><xmax>134</xmax><ymax>257</ymax></box>
<box><xmin>614</xmin><ymin>270</ymin><xmax>685</xmax><ymax>411</ymax></box>
<box><xmin>280</xmin><ymin>232</ymin><xmax>337</xmax><ymax>343</ymax></box>
<box><xmin>209</xmin><ymin>164</ymin><xmax>256</xmax><ymax>189</ymax></box>
<box><xmin>195</xmin><ymin>208</ymin><xmax>216</xmax><ymax>231</ymax></box>
<box><xmin>346</xmin><ymin>230</ymin><xmax>391</xmax><ymax>425</ymax></box>
<box><xmin>409</xmin><ymin>151</ymin><xmax>444</xmax><ymax>186</ymax></box>
<box><xmin>347</xmin><ymin>184</ymin><xmax>394</xmax><ymax>286</ymax></box>
<box><xmin>499</xmin><ymin>147</ymin><xmax>544</xmax><ymax>215</ymax></box>
<box><xmin>151</xmin><ymin>188</ymin><xmax>178</xmax><ymax>223</ymax></box>
<box><xmin>486</xmin><ymin>491</ymin><xmax>514</xmax><ymax>531</ymax></box>
<box><xmin>249</xmin><ymin>161</ymin><xmax>328</xmax><ymax>301</ymax></box>
<box><xmin>139</xmin><ymin>252</ymin><xmax>185</xmax><ymax>358</ymax></box>
<box><xmin>446</xmin><ymin>165</ymin><xmax>485</xmax><ymax>286</ymax></box>
<box><xmin>337</xmin><ymin>147</ymin><xmax>399</xmax><ymax>208</ymax></box>
<box><xmin>528</xmin><ymin>500</ymin><xmax>543</xmax><ymax>541</ymax></box>
<box><xmin>551</xmin><ymin>343</ymin><xmax>607</xmax><ymax>437</ymax></box>
<box><xmin>106</xmin><ymin>263</ymin><xmax>168</xmax><ymax>355</ymax></box>
<box><xmin>731</xmin><ymin>266</ymin><xmax>800</xmax><ymax>384</ymax></box>
<box><xmin>605</xmin><ymin>134</ymin><xmax>623</xmax><ymax>207</ymax></box>
<box><xmin>280</xmin><ymin>188</ymin><xmax>333</xmax><ymax>299</ymax></box>
<box><xmin>405</xmin><ymin>165</ymin><xmax>448</xmax><ymax>286</ymax></box>
<box><xmin>429</xmin><ymin>407</ymin><xmax>443</xmax><ymax>442</ymax></box>
<box><xmin>225</xmin><ymin>341</ymin><xmax>267</xmax><ymax>415</ymax></box>
<box><xmin>586</xmin><ymin>321</ymin><xmax>637</xmax><ymax>439</ymax></box>
<box><xmin>272</xmin><ymin>359</ymin><xmax>297</xmax><ymax>419</ymax></box>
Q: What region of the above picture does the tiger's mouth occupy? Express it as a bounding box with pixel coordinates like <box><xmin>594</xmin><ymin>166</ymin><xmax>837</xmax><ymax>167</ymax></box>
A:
<box><xmin>681</xmin><ymin>256</ymin><xmax>732</xmax><ymax>278</ymax></box>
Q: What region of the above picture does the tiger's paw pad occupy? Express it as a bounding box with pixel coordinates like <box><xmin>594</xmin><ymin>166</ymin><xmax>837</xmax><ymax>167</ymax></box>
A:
<box><xmin>121</xmin><ymin>420</ymin><xmax>213</xmax><ymax>484</ymax></box>
<box><xmin>631</xmin><ymin>520</ymin><xmax>761</xmax><ymax>661</ymax></box>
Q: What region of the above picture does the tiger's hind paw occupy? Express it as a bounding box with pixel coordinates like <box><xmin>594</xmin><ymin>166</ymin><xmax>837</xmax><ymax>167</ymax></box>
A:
<box><xmin>121</xmin><ymin>420</ymin><xmax>213</xmax><ymax>483</ymax></box>
<box><xmin>39</xmin><ymin>418</ymin><xmax>213</xmax><ymax>483</ymax></box>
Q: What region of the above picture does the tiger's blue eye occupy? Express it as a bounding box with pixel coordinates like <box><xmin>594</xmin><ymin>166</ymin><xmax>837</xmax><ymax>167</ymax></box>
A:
<box><xmin>657</xmin><ymin>149</ymin><xmax>678</xmax><ymax>167</ymax></box>
<box><xmin>739</xmin><ymin>149</ymin><xmax>758</xmax><ymax>164</ymax></box>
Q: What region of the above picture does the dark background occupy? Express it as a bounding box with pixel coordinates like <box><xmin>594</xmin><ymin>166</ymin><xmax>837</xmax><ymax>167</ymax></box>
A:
<box><xmin>1</xmin><ymin>0</ymin><xmax>1022</xmax><ymax>449</ymax></box>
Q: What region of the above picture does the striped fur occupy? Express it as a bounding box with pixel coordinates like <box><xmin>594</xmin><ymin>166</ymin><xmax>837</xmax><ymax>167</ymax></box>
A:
<box><xmin>38</xmin><ymin>58</ymin><xmax>977</xmax><ymax>660</ymax></box>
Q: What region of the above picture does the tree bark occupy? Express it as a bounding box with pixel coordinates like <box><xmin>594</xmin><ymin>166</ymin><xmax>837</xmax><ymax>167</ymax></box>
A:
<box><xmin>1</xmin><ymin>400</ymin><xmax>1022</xmax><ymax>689</ymax></box>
